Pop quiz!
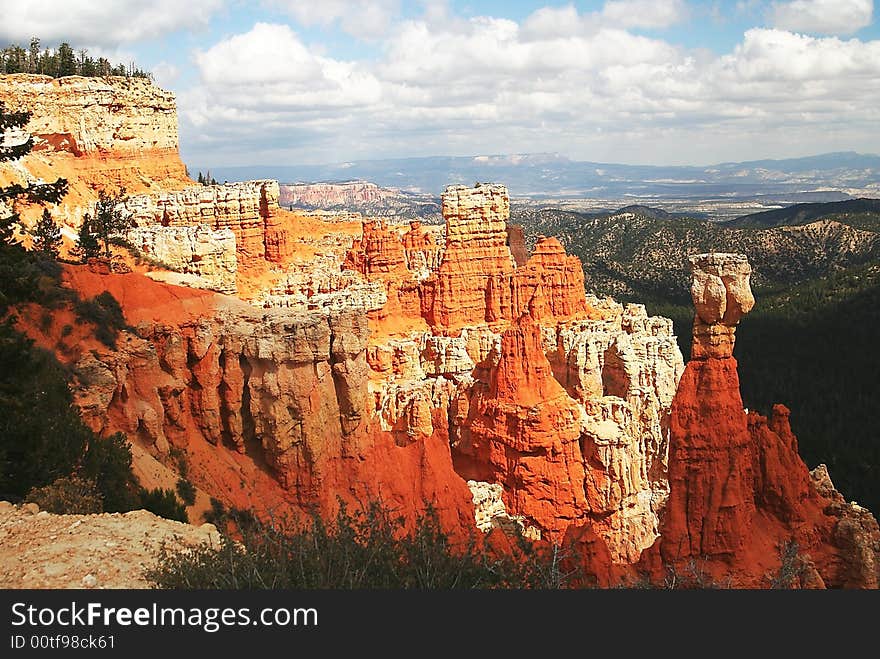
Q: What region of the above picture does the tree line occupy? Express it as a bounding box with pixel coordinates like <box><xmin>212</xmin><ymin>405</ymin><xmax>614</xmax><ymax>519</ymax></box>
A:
<box><xmin>1</xmin><ymin>37</ymin><xmax>150</xmax><ymax>79</ymax></box>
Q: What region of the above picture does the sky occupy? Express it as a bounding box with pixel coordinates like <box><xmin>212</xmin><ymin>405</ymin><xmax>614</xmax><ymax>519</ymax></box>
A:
<box><xmin>2</xmin><ymin>0</ymin><xmax>880</xmax><ymax>168</ymax></box>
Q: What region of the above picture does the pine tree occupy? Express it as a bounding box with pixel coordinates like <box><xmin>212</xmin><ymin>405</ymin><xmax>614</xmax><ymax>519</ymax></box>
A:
<box><xmin>28</xmin><ymin>37</ymin><xmax>40</xmax><ymax>74</ymax></box>
<box><xmin>31</xmin><ymin>208</ymin><xmax>62</xmax><ymax>258</ymax></box>
<box><xmin>75</xmin><ymin>213</ymin><xmax>101</xmax><ymax>262</ymax></box>
<box><xmin>90</xmin><ymin>189</ymin><xmax>132</xmax><ymax>258</ymax></box>
<box><xmin>57</xmin><ymin>42</ymin><xmax>76</xmax><ymax>77</ymax></box>
<box><xmin>1</xmin><ymin>101</ymin><xmax>67</xmax><ymax>247</ymax></box>
<box><xmin>1</xmin><ymin>101</ymin><xmax>68</xmax><ymax>312</ymax></box>
<box><xmin>0</xmin><ymin>102</ymin><xmax>67</xmax><ymax>207</ymax></box>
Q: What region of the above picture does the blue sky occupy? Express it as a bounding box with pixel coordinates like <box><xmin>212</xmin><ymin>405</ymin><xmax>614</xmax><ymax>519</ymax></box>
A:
<box><xmin>2</xmin><ymin>1</ymin><xmax>879</xmax><ymax>168</ymax></box>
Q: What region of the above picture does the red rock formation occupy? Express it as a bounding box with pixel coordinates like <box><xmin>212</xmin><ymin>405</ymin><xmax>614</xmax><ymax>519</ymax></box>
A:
<box><xmin>422</xmin><ymin>184</ymin><xmax>515</xmax><ymax>328</ymax></box>
<box><xmin>421</xmin><ymin>184</ymin><xmax>589</xmax><ymax>330</ymax></box>
<box><xmin>662</xmin><ymin>356</ymin><xmax>757</xmax><ymax>560</ymax></box>
<box><xmin>455</xmin><ymin>314</ymin><xmax>591</xmax><ymax>540</ymax></box>
<box><xmin>402</xmin><ymin>221</ymin><xmax>442</xmax><ymax>274</ymax></box>
<box><xmin>17</xmin><ymin>265</ymin><xmax>477</xmax><ymax>540</ymax></box>
<box><xmin>657</xmin><ymin>252</ymin><xmax>880</xmax><ymax>588</ymax></box>
<box><xmin>507</xmin><ymin>224</ymin><xmax>529</xmax><ymax>267</ymax></box>
<box><xmin>343</xmin><ymin>220</ymin><xmax>426</xmax><ymax>335</ymax></box>
<box><xmin>0</xmin><ymin>74</ymin><xmax>192</xmax><ymax>226</ymax></box>
<box><xmin>509</xmin><ymin>236</ymin><xmax>588</xmax><ymax>322</ymax></box>
<box><xmin>344</xmin><ymin>220</ymin><xmax>408</xmax><ymax>277</ymax></box>
<box><xmin>280</xmin><ymin>181</ymin><xmax>393</xmax><ymax>207</ymax></box>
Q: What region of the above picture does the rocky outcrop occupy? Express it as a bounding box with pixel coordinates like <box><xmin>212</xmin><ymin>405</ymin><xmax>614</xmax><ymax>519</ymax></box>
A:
<box><xmin>126</xmin><ymin>225</ymin><xmax>237</xmax><ymax>294</ymax></box>
<box><xmin>121</xmin><ymin>181</ymin><xmax>287</xmax><ymax>265</ymax></box>
<box><xmin>456</xmin><ymin>314</ymin><xmax>587</xmax><ymax>541</ymax></box>
<box><xmin>689</xmin><ymin>252</ymin><xmax>755</xmax><ymax>359</ymax></box>
<box><xmin>0</xmin><ymin>502</ymin><xmax>220</xmax><ymax>589</ymax></box>
<box><xmin>450</xmin><ymin>306</ymin><xmax>682</xmax><ymax>562</ymax></box>
<box><xmin>402</xmin><ymin>221</ymin><xmax>443</xmax><ymax>279</ymax></box>
<box><xmin>0</xmin><ymin>74</ymin><xmax>178</xmax><ymax>154</ymax></box>
<box><xmin>0</xmin><ymin>74</ymin><xmax>191</xmax><ymax>225</ymax></box>
<box><xmin>420</xmin><ymin>184</ymin><xmax>589</xmax><ymax>330</ymax></box>
<box><xmin>47</xmin><ymin>265</ymin><xmax>476</xmax><ymax>537</ymax></box>
<box><xmin>662</xmin><ymin>352</ymin><xmax>757</xmax><ymax>560</ymax></box>
<box><xmin>64</xmin><ymin>267</ymin><xmax>369</xmax><ymax>487</ymax></box>
<box><xmin>658</xmin><ymin>252</ymin><xmax>880</xmax><ymax>587</ymax></box>
<box><xmin>349</xmin><ymin>184</ymin><xmax>683</xmax><ymax>562</ymax></box>
<box><xmin>343</xmin><ymin>220</ymin><xmax>409</xmax><ymax>277</ymax></box>
<box><xmin>507</xmin><ymin>236</ymin><xmax>588</xmax><ymax>322</ymax></box>
<box><xmin>507</xmin><ymin>224</ymin><xmax>529</xmax><ymax>266</ymax></box>
<box><xmin>254</xmin><ymin>260</ymin><xmax>387</xmax><ymax>314</ymax></box>
<box><xmin>342</xmin><ymin>220</ymin><xmax>428</xmax><ymax>334</ymax></box>
<box><xmin>421</xmin><ymin>184</ymin><xmax>514</xmax><ymax>329</ymax></box>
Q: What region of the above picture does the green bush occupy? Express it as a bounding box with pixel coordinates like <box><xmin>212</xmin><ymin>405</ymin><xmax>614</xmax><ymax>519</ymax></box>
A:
<box><xmin>0</xmin><ymin>319</ymin><xmax>91</xmax><ymax>498</ymax></box>
<box><xmin>81</xmin><ymin>432</ymin><xmax>142</xmax><ymax>513</ymax></box>
<box><xmin>25</xmin><ymin>475</ymin><xmax>103</xmax><ymax>514</ymax></box>
<box><xmin>175</xmin><ymin>479</ymin><xmax>196</xmax><ymax>507</ymax></box>
<box><xmin>139</xmin><ymin>487</ymin><xmax>188</xmax><ymax>523</ymax></box>
<box><xmin>147</xmin><ymin>501</ymin><xmax>578</xmax><ymax>589</ymax></box>
<box><xmin>203</xmin><ymin>497</ymin><xmax>226</xmax><ymax>525</ymax></box>
<box><xmin>74</xmin><ymin>290</ymin><xmax>128</xmax><ymax>349</ymax></box>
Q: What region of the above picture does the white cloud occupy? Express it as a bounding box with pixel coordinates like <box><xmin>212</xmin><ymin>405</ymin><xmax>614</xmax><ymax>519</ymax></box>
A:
<box><xmin>0</xmin><ymin>0</ymin><xmax>224</xmax><ymax>47</ymax></box>
<box><xmin>186</xmin><ymin>23</ymin><xmax>381</xmax><ymax>130</ymax></box>
<box><xmin>178</xmin><ymin>9</ymin><xmax>880</xmax><ymax>167</ymax></box>
<box><xmin>602</xmin><ymin>0</ymin><xmax>689</xmax><ymax>29</ymax></box>
<box><xmin>521</xmin><ymin>1</ymin><xmax>687</xmax><ymax>39</ymax></box>
<box><xmin>151</xmin><ymin>62</ymin><xmax>180</xmax><ymax>88</ymax></box>
<box><xmin>719</xmin><ymin>28</ymin><xmax>880</xmax><ymax>80</ymax></box>
<box><xmin>266</xmin><ymin>0</ymin><xmax>400</xmax><ymax>39</ymax></box>
<box><xmin>769</xmin><ymin>0</ymin><xmax>873</xmax><ymax>36</ymax></box>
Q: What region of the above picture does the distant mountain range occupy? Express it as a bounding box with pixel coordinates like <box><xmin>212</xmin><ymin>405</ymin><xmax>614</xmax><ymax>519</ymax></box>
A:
<box><xmin>197</xmin><ymin>151</ymin><xmax>880</xmax><ymax>198</ymax></box>
<box><xmin>723</xmin><ymin>198</ymin><xmax>880</xmax><ymax>228</ymax></box>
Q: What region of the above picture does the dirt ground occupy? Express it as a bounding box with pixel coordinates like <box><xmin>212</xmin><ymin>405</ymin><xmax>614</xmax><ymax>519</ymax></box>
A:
<box><xmin>0</xmin><ymin>501</ymin><xmax>220</xmax><ymax>589</ymax></box>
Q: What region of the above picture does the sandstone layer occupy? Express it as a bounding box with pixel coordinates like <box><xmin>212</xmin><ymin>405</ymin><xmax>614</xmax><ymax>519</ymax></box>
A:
<box><xmin>7</xmin><ymin>74</ymin><xmax>874</xmax><ymax>591</ymax></box>
<box><xmin>127</xmin><ymin>225</ymin><xmax>237</xmax><ymax>294</ymax></box>
<box><xmin>121</xmin><ymin>180</ymin><xmax>288</xmax><ymax>265</ymax></box>
<box><xmin>0</xmin><ymin>74</ymin><xmax>191</xmax><ymax>226</ymax></box>
<box><xmin>24</xmin><ymin>264</ymin><xmax>476</xmax><ymax>538</ymax></box>
<box><xmin>280</xmin><ymin>181</ymin><xmax>394</xmax><ymax>208</ymax></box>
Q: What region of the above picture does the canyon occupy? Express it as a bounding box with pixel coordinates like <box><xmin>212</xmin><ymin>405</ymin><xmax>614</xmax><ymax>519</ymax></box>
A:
<box><xmin>1</xmin><ymin>73</ymin><xmax>877</xmax><ymax>588</ymax></box>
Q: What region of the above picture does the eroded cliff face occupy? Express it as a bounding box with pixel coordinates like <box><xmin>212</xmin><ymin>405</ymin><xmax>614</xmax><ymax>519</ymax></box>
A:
<box><xmin>14</xmin><ymin>156</ymin><xmax>878</xmax><ymax>585</ymax></box>
<box><xmin>16</xmin><ymin>176</ymin><xmax>685</xmax><ymax>566</ymax></box>
<box><xmin>126</xmin><ymin>225</ymin><xmax>237</xmax><ymax>294</ymax></box>
<box><xmin>120</xmin><ymin>180</ymin><xmax>291</xmax><ymax>266</ymax></box>
<box><xmin>7</xmin><ymin>74</ymin><xmax>870</xmax><ymax>585</ymax></box>
<box><xmin>24</xmin><ymin>264</ymin><xmax>475</xmax><ymax>536</ymax></box>
<box><xmin>344</xmin><ymin>183</ymin><xmax>684</xmax><ymax>564</ymax></box>
<box><xmin>280</xmin><ymin>181</ymin><xmax>394</xmax><ymax>208</ymax></box>
<box><xmin>656</xmin><ymin>253</ymin><xmax>880</xmax><ymax>588</ymax></box>
<box><xmin>0</xmin><ymin>74</ymin><xmax>191</xmax><ymax>224</ymax></box>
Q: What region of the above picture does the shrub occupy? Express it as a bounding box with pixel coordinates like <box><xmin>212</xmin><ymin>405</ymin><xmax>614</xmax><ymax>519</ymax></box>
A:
<box><xmin>81</xmin><ymin>432</ymin><xmax>142</xmax><ymax>513</ymax></box>
<box><xmin>139</xmin><ymin>487</ymin><xmax>188</xmax><ymax>523</ymax></box>
<box><xmin>203</xmin><ymin>497</ymin><xmax>226</xmax><ymax>525</ymax></box>
<box><xmin>147</xmin><ymin>500</ymin><xmax>578</xmax><ymax>590</ymax></box>
<box><xmin>770</xmin><ymin>539</ymin><xmax>809</xmax><ymax>589</ymax></box>
<box><xmin>0</xmin><ymin>319</ymin><xmax>91</xmax><ymax>498</ymax></box>
<box><xmin>175</xmin><ymin>479</ymin><xmax>196</xmax><ymax>507</ymax></box>
<box><xmin>25</xmin><ymin>475</ymin><xmax>103</xmax><ymax>514</ymax></box>
<box><xmin>74</xmin><ymin>290</ymin><xmax>128</xmax><ymax>348</ymax></box>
